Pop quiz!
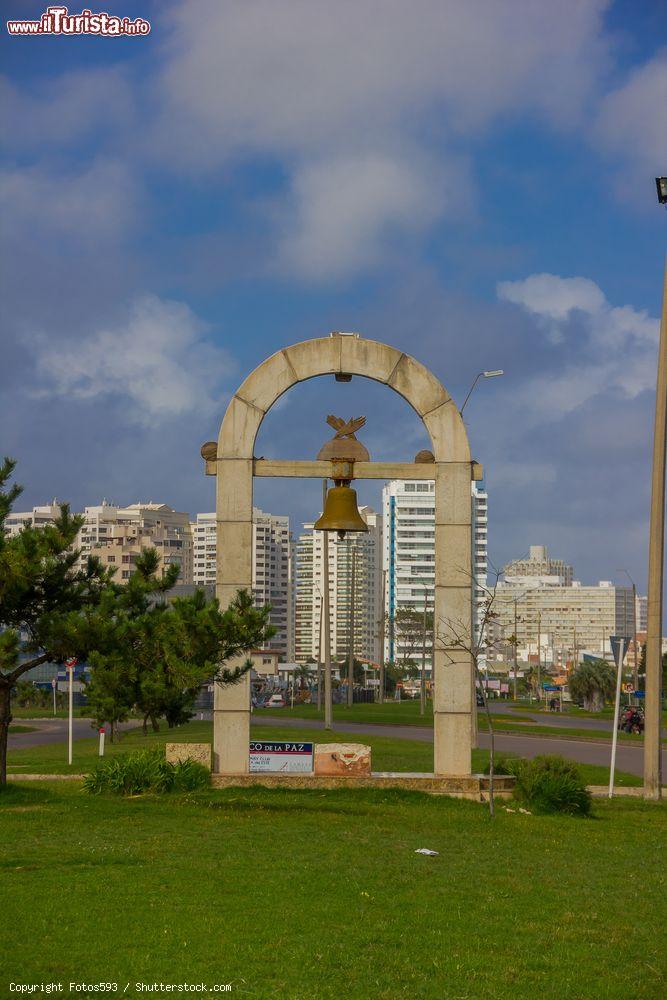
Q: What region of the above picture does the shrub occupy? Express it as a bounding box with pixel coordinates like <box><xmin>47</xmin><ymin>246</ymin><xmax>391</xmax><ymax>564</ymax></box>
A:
<box><xmin>511</xmin><ymin>755</ymin><xmax>591</xmax><ymax>816</ymax></box>
<box><xmin>83</xmin><ymin>748</ymin><xmax>210</xmax><ymax>796</ymax></box>
<box><xmin>483</xmin><ymin>754</ymin><xmax>520</xmax><ymax>776</ymax></box>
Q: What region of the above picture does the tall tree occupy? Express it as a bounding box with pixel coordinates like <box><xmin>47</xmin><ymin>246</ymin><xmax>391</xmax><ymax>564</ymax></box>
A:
<box><xmin>0</xmin><ymin>458</ymin><xmax>112</xmax><ymax>784</ymax></box>
<box><xmin>71</xmin><ymin>551</ymin><xmax>275</xmax><ymax>738</ymax></box>
<box><xmin>569</xmin><ymin>659</ymin><xmax>616</xmax><ymax>712</ymax></box>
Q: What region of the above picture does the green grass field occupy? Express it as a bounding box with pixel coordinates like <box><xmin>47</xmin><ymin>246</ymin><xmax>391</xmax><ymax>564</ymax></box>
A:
<box><xmin>7</xmin><ymin>718</ymin><xmax>643</xmax><ymax>787</ymax></box>
<box><xmin>1</xmin><ymin>778</ymin><xmax>665</xmax><ymax>999</ymax></box>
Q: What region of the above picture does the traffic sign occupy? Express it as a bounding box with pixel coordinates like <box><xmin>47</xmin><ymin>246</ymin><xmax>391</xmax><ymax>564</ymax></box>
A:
<box><xmin>65</xmin><ymin>657</ymin><xmax>77</xmax><ymax>670</ymax></box>
<box><xmin>609</xmin><ymin>636</ymin><xmax>630</xmax><ymax>669</ymax></box>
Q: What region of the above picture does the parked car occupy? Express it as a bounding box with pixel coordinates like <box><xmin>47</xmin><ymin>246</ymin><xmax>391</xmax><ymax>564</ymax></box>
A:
<box><xmin>265</xmin><ymin>694</ymin><xmax>286</xmax><ymax>709</ymax></box>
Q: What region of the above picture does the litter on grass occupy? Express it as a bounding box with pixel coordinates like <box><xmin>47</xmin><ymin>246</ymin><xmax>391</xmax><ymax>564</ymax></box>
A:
<box><xmin>415</xmin><ymin>848</ymin><xmax>439</xmax><ymax>856</ymax></box>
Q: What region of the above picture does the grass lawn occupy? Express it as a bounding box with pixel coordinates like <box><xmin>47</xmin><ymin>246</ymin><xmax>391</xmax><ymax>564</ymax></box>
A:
<box><xmin>7</xmin><ymin>718</ymin><xmax>643</xmax><ymax>787</ymax></box>
<box><xmin>8</xmin><ymin>724</ymin><xmax>36</xmax><ymax>734</ymax></box>
<box><xmin>1</xmin><ymin>779</ymin><xmax>665</xmax><ymax>999</ymax></box>
<box><xmin>10</xmin><ymin>706</ymin><xmax>92</xmax><ymax>719</ymax></box>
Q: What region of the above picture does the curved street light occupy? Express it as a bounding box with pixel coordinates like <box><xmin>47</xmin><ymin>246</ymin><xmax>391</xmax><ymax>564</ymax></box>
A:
<box><xmin>460</xmin><ymin>370</ymin><xmax>504</xmax><ymax>414</ymax></box>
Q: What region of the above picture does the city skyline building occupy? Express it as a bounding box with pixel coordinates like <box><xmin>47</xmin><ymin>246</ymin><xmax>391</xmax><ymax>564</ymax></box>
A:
<box><xmin>294</xmin><ymin>505</ymin><xmax>382</xmax><ymax>667</ymax></box>
<box><xmin>492</xmin><ymin>579</ymin><xmax>637</xmax><ymax>666</ymax></box>
<box><xmin>382</xmin><ymin>479</ymin><xmax>488</xmax><ymax>673</ymax></box>
<box><xmin>503</xmin><ymin>544</ymin><xmax>574</xmax><ymax>586</ymax></box>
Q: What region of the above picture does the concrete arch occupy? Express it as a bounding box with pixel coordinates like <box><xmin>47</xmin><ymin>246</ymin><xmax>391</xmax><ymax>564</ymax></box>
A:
<box><xmin>217</xmin><ymin>335</ymin><xmax>470</xmax><ymax>463</ymax></box>
<box><xmin>212</xmin><ymin>334</ymin><xmax>474</xmax><ymax>778</ymax></box>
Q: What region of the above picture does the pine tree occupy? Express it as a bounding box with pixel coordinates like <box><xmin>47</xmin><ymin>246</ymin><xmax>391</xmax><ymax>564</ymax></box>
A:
<box><xmin>0</xmin><ymin>458</ymin><xmax>112</xmax><ymax>783</ymax></box>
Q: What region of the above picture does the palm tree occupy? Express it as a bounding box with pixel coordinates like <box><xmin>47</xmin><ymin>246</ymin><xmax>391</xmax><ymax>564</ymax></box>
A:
<box><xmin>292</xmin><ymin>663</ymin><xmax>315</xmax><ymax>691</ymax></box>
<box><xmin>569</xmin><ymin>659</ymin><xmax>615</xmax><ymax>712</ymax></box>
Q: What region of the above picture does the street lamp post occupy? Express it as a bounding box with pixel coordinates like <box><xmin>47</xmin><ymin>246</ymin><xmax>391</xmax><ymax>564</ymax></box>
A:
<box><xmin>645</xmin><ymin>255</ymin><xmax>667</xmax><ymax>799</ymax></box>
<box><xmin>460</xmin><ymin>370</ymin><xmax>504</xmax><ymax>414</ymax></box>
<box><xmin>347</xmin><ymin>542</ymin><xmax>356</xmax><ymax>708</ymax></box>
<box><xmin>321</xmin><ymin>480</ymin><xmax>333</xmax><ymax>730</ymax></box>
<box><xmin>420</xmin><ymin>587</ymin><xmax>428</xmax><ymax>717</ymax></box>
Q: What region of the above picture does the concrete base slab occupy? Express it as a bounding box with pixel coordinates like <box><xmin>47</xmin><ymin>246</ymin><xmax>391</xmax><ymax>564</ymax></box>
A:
<box><xmin>211</xmin><ymin>771</ymin><xmax>515</xmax><ymax>800</ymax></box>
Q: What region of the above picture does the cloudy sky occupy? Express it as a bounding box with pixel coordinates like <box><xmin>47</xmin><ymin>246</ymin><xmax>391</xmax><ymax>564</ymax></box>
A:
<box><xmin>1</xmin><ymin>0</ymin><xmax>666</xmax><ymax>588</ymax></box>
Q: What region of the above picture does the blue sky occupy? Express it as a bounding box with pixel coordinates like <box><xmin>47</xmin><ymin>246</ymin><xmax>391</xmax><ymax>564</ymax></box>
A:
<box><xmin>1</xmin><ymin>0</ymin><xmax>666</xmax><ymax>589</ymax></box>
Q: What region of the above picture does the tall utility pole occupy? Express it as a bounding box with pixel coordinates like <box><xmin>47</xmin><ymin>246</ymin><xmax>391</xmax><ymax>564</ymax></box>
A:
<box><xmin>420</xmin><ymin>588</ymin><xmax>428</xmax><ymax>717</ymax></box>
<box><xmin>321</xmin><ymin>480</ymin><xmax>333</xmax><ymax>730</ymax></box>
<box><xmin>645</xmin><ymin>259</ymin><xmax>667</xmax><ymax>799</ymax></box>
<box><xmin>378</xmin><ymin>570</ymin><xmax>386</xmax><ymax>704</ymax></box>
<box><xmin>347</xmin><ymin>542</ymin><xmax>356</xmax><ymax>708</ymax></box>
<box><xmin>537</xmin><ymin>612</ymin><xmax>542</xmax><ymax>701</ymax></box>
<box><xmin>513</xmin><ymin>599</ymin><xmax>518</xmax><ymax>701</ymax></box>
<box><xmin>631</xmin><ymin>581</ymin><xmax>638</xmax><ymax>691</ymax></box>
<box><xmin>316</xmin><ymin>592</ymin><xmax>324</xmax><ymax>711</ymax></box>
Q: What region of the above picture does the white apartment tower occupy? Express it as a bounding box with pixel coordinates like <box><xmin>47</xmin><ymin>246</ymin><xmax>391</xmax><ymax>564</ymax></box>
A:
<box><xmin>252</xmin><ymin>508</ymin><xmax>294</xmax><ymax>663</ymax></box>
<box><xmin>294</xmin><ymin>506</ymin><xmax>383</xmax><ymax>666</ymax></box>
<box><xmin>382</xmin><ymin>479</ymin><xmax>488</xmax><ymax>673</ymax></box>
<box><xmin>191</xmin><ymin>507</ymin><xmax>294</xmax><ymax>662</ymax></box>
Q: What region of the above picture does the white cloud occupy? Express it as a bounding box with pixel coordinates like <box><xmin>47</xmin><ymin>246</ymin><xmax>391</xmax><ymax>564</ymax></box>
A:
<box><xmin>275</xmin><ymin>151</ymin><xmax>462</xmax><ymax>280</ymax></box>
<box><xmin>0</xmin><ymin>160</ymin><xmax>137</xmax><ymax>242</ymax></box>
<box><xmin>148</xmin><ymin>0</ymin><xmax>609</xmax><ymax>279</ymax></box>
<box><xmin>0</xmin><ymin>67</ymin><xmax>133</xmax><ymax>151</ymax></box>
<box><xmin>31</xmin><ymin>295</ymin><xmax>234</xmax><ymax>425</ymax></box>
<box><xmin>594</xmin><ymin>49</ymin><xmax>667</xmax><ymax>192</ymax></box>
<box><xmin>497</xmin><ymin>273</ymin><xmax>606</xmax><ymax>321</ymax></box>
<box><xmin>497</xmin><ymin>273</ymin><xmax>659</xmax><ymax>422</ymax></box>
<box><xmin>156</xmin><ymin>0</ymin><xmax>608</xmax><ymax>164</ymax></box>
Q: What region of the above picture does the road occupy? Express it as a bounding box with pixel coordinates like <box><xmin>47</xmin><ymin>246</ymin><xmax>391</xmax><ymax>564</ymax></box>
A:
<box><xmin>10</xmin><ymin>713</ymin><xmax>665</xmax><ymax>779</ymax></box>
<box><xmin>8</xmin><ymin>717</ymin><xmax>137</xmax><ymax>749</ymax></box>
<box><xmin>249</xmin><ymin>714</ymin><xmax>664</xmax><ymax>777</ymax></box>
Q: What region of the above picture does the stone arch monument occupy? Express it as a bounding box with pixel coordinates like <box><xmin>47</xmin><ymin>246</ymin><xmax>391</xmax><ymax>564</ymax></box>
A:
<box><xmin>203</xmin><ymin>333</ymin><xmax>478</xmax><ymax>777</ymax></box>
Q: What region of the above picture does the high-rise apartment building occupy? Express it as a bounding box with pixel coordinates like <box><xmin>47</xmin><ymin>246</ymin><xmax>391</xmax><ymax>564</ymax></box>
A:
<box><xmin>252</xmin><ymin>508</ymin><xmax>294</xmax><ymax>663</ymax></box>
<box><xmin>76</xmin><ymin>502</ymin><xmax>193</xmax><ymax>583</ymax></box>
<box><xmin>6</xmin><ymin>499</ymin><xmax>193</xmax><ymax>584</ymax></box>
<box><xmin>503</xmin><ymin>545</ymin><xmax>573</xmax><ymax>586</ymax></box>
<box><xmin>191</xmin><ymin>508</ymin><xmax>294</xmax><ymax>662</ymax></box>
<box><xmin>382</xmin><ymin>479</ymin><xmax>488</xmax><ymax>672</ymax></box>
<box><xmin>191</xmin><ymin>512</ymin><xmax>217</xmax><ymax>587</ymax></box>
<box><xmin>492</xmin><ymin>579</ymin><xmax>636</xmax><ymax>662</ymax></box>
<box><xmin>294</xmin><ymin>506</ymin><xmax>382</xmax><ymax>665</ymax></box>
<box><xmin>4</xmin><ymin>501</ymin><xmax>63</xmax><ymax>536</ymax></box>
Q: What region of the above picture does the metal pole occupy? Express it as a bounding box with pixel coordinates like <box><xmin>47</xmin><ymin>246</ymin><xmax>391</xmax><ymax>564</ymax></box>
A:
<box><xmin>609</xmin><ymin>638</ymin><xmax>627</xmax><ymax>798</ymax></box>
<box><xmin>378</xmin><ymin>569</ymin><xmax>386</xmax><ymax>704</ymax></box>
<box><xmin>513</xmin><ymin>599</ymin><xmax>518</xmax><ymax>701</ymax></box>
<box><xmin>347</xmin><ymin>543</ymin><xmax>355</xmax><ymax>708</ymax></box>
<box><xmin>52</xmin><ymin>678</ymin><xmax>57</xmax><ymax>717</ymax></box>
<box><xmin>645</xmin><ymin>259</ymin><xmax>667</xmax><ymax>799</ymax></box>
<box><xmin>322</xmin><ymin>481</ymin><xmax>333</xmax><ymax>730</ymax></box>
<box><xmin>316</xmin><ymin>593</ymin><xmax>323</xmax><ymax>711</ymax></box>
<box><xmin>537</xmin><ymin>612</ymin><xmax>542</xmax><ymax>702</ymax></box>
<box><xmin>67</xmin><ymin>666</ymin><xmax>73</xmax><ymax>766</ymax></box>
<box><xmin>632</xmin><ymin>581</ymin><xmax>638</xmax><ymax>692</ymax></box>
<box><xmin>420</xmin><ymin>588</ymin><xmax>427</xmax><ymax>717</ymax></box>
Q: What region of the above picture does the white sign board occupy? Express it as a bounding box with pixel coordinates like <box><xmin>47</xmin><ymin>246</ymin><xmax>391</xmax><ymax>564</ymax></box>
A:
<box><xmin>249</xmin><ymin>741</ymin><xmax>314</xmax><ymax>773</ymax></box>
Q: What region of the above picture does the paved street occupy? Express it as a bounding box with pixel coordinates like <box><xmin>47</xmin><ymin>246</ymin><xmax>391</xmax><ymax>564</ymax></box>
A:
<box><xmin>8</xmin><ymin>717</ymin><xmax>137</xmax><ymax>749</ymax></box>
<box><xmin>250</xmin><ymin>714</ymin><xmax>665</xmax><ymax>778</ymax></box>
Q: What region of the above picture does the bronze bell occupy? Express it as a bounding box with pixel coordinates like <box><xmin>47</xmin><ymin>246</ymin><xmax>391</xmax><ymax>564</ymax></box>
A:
<box><xmin>314</xmin><ymin>482</ymin><xmax>369</xmax><ymax>540</ymax></box>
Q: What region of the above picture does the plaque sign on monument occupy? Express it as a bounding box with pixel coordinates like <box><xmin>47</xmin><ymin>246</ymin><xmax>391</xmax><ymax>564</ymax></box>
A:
<box><xmin>249</xmin><ymin>741</ymin><xmax>314</xmax><ymax>773</ymax></box>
